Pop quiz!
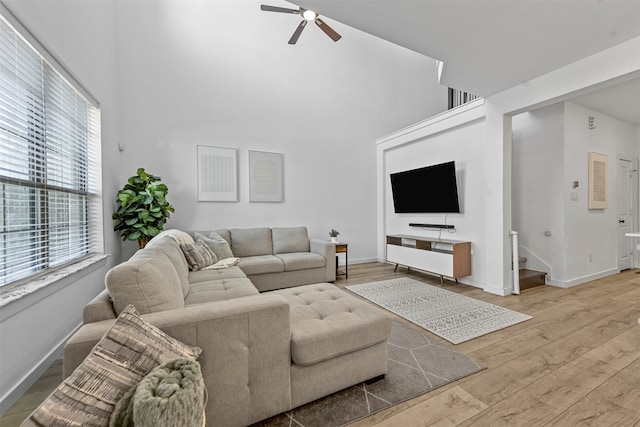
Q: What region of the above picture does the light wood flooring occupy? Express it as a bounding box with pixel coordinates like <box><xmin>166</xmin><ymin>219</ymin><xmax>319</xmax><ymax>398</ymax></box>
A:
<box><xmin>2</xmin><ymin>262</ymin><xmax>639</xmax><ymax>426</ymax></box>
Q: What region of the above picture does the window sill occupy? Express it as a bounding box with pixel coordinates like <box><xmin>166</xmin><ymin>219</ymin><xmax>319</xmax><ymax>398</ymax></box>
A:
<box><xmin>0</xmin><ymin>254</ymin><xmax>109</xmax><ymax>311</ymax></box>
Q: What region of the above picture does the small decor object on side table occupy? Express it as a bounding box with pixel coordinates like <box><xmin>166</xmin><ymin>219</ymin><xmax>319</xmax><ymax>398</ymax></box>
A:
<box><xmin>329</xmin><ymin>228</ymin><xmax>340</xmax><ymax>243</ymax></box>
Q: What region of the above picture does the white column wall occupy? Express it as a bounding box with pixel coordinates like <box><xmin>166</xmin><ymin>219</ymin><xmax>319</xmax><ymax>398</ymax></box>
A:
<box><xmin>512</xmin><ymin>104</ymin><xmax>566</xmax><ymax>280</ymax></box>
<box><xmin>482</xmin><ymin>37</ymin><xmax>640</xmax><ymax>294</ymax></box>
<box><xmin>377</xmin><ymin>101</ymin><xmax>487</xmax><ymax>289</ymax></box>
<box><xmin>379</xmin><ymin>37</ymin><xmax>640</xmax><ymax>296</ymax></box>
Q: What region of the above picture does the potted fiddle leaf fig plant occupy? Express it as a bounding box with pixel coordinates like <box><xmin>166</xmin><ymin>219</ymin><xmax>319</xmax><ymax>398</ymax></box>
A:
<box><xmin>113</xmin><ymin>168</ymin><xmax>175</xmax><ymax>248</ymax></box>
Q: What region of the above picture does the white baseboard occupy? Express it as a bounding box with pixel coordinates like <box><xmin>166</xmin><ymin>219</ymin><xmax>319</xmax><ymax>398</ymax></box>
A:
<box><xmin>0</xmin><ymin>323</ymin><xmax>80</xmax><ymax>416</ymax></box>
<box><xmin>546</xmin><ymin>268</ymin><xmax>619</xmax><ymax>288</ymax></box>
<box><xmin>482</xmin><ymin>283</ymin><xmax>512</xmax><ymax>296</ymax></box>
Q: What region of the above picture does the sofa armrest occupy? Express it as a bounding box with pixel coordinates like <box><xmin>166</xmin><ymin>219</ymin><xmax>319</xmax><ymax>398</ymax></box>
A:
<box><xmin>64</xmin><ymin>294</ymin><xmax>292</xmax><ymax>426</ymax></box>
<box><xmin>310</xmin><ymin>238</ymin><xmax>336</xmax><ymax>282</ymax></box>
<box><xmin>83</xmin><ymin>289</ymin><xmax>116</xmax><ymax>324</ymax></box>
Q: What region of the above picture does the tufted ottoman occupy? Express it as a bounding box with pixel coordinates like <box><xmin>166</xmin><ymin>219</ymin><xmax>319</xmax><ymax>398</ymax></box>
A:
<box><xmin>270</xmin><ymin>282</ymin><xmax>392</xmax><ymax>408</ymax></box>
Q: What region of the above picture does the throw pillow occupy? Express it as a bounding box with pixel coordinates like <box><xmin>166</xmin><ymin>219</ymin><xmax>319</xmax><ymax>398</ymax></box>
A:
<box><xmin>21</xmin><ymin>305</ymin><xmax>201</xmax><ymax>427</ymax></box>
<box><xmin>194</xmin><ymin>231</ymin><xmax>234</xmax><ymax>260</ymax></box>
<box><xmin>180</xmin><ymin>240</ymin><xmax>218</xmax><ymax>271</ymax></box>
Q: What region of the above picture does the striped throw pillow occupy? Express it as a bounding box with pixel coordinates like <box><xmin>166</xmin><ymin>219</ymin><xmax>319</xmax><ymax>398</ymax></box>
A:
<box><xmin>180</xmin><ymin>240</ymin><xmax>218</xmax><ymax>271</ymax></box>
<box><xmin>21</xmin><ymin>305</ymin><xmax>201</xmax><ymax>427</ymax></box>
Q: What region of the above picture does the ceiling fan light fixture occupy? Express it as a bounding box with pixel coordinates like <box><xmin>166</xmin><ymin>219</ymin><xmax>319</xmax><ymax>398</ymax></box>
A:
<box><xmin>261</xmin><ymin>4</ymin><xmax>341</xmax><ymax>44</ymax></box>
<box><xmin>302</xmin><ymin>9</ymin><xmax>317</xmax><ymax>21</ymax></box>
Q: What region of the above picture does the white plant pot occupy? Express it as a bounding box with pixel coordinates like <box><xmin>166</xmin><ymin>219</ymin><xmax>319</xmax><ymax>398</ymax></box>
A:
<box><xmin>331</xmin><ymin>236</ymin><xmax>338</xmax><ymax>243</ymax></box>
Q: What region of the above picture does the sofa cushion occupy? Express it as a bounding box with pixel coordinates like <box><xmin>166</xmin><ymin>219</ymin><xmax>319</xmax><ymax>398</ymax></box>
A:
<box><xmin>237</xmin><ymin>255</ymin><xmax>284</xmax><ymax>276</ymax></box>
<box><xmin>194</xmin><ymin>231</ymin><xmax>234</xmax><ymax>260</ymax></box>
<box><xmin>271</xmin><ymin>283</ymin><xmax>392</xmax><ymax>366</ymax></box>
<box><xmin>23</xmin><ymin>305</ymin><xmax>201</xmax><ymax>427</ymax></box>
<box><xmin>152</xmin><ymin>236</ymin><xmax>191</xmax><ymax>298</ymax></box>
<box><xmin>276</xmin><ymin>252</ymin><xmax>325</xmax><ymax>272</ymax></box>
<box><xmin>181</xmin><ymin>240</ymin><xmax>218</xmax><ymax>271</ymax></box>
<box><xmin>106</xmin><ymin>249</ymin><xmax>185</xmax><ymax>316</ymax></box>
<box><xmin>272</xmin><ymin>227</ymin><xmax>310</xmax><ymax>254</ymax></box>
<box><xmin>184</xmin><ymin>278</ymin><xmax>259</xmax><ymax>304</ymax></box>
<box><xmin>230</xmin><ymin>227</ymin><xmax>272</xmax><ymax>257</ymax></box>
<box><xmin>188</xmin><ymin>265</ymin><xmax>248</xmax><ymax>284</ymax></box>
<box><xmin>214</xmin><ymin>229</ymin><xmax>231</xmax><ymax>245</ymax></box>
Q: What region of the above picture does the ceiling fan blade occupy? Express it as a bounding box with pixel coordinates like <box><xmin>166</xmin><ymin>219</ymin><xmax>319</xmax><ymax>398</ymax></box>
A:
<box><xmin>315</xmin><ymin>18</ymin><xmax>342</xmax><ymax>42</ymax></box>
<box><xmin>260</xmin><ymin>5</ymin><xmax>299</xmax><ymax>14</ymax></box>
<box><xmin>288</xmin><ymin>20</ymin><xmax>307</xmax><ymax>45</ymax></box>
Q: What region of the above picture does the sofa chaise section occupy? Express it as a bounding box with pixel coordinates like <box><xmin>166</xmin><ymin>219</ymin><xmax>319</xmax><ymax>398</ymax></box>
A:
<box><xmin>66</xmin><ymin>294</ymin><xmax>292</xmax><ymax>427</ymax></box>
<box><xmin>270</xmin><ymin>283</ymin><xmax>391</xmax><ymax>408</ymax></box>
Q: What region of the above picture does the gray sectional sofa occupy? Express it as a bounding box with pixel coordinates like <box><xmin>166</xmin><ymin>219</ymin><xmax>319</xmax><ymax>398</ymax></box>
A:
<box><xmin>64</xmin><ymin>227</ymin><xmax>392</xmax><ymax>427</ymax></box>
<box><xmin>192</xmin><ymin>226</ymin><xmax>337</xmax><ymax>291</ymax></box>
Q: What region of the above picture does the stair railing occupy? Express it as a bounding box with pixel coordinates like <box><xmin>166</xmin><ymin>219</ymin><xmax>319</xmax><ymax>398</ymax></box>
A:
<box><xmin>509</xmin><ymin>230</ymin><xmax>520</xmax><ymax>294</ymax></box>
<box><xmin>448</xmin><ymin>88</ymin><xmax>481</xmax><ymax>109</ymax></box>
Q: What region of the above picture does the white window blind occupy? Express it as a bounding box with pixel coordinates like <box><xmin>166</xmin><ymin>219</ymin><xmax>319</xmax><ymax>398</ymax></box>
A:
<box><xmin>0</xmin><ymin>13</ymin><xmax>102</xmax><ymax>288</ymax></box>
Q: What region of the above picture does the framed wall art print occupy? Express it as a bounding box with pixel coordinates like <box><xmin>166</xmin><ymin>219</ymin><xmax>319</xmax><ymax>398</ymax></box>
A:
<box><xmin>249</xmin><ymin>150</ymin><xmax>283</xmax><ymax>202</ymax></box>
<box><xmin>197</xmin><ymin>145</ymin><xmax>238</xmax><ymax>202</ymax></box>
<box><xmin>588</xmin><ymin>151</ymin><xmax>607</xmax><ymax>210</ymax></box>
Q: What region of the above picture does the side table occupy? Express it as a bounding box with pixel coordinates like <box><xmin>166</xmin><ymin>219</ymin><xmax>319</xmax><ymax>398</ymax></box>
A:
<box><xmin>334</xmin><ymin>242</ymin><xmax>348</xmax><ymax>279</ymax></box>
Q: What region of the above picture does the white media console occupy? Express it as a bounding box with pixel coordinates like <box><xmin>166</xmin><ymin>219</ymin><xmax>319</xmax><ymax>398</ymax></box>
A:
<box><xmin>386</xmin><ymin>234</ymin><xmax>471</xmax><ymax>284</ymax></box>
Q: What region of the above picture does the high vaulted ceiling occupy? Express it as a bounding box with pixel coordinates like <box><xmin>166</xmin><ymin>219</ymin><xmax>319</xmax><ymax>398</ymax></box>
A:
<box><xmin>291</xmin><ymin>0</ymin><xmax>640</xmax><ymax>96</ymax></box>
<box><xmin>290</xmin><ymin>0</ymin><xmax>640</xmax><ymax>124</ymax></box>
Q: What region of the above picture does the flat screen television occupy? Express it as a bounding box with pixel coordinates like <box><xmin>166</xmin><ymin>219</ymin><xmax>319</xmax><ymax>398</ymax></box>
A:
<box><xmin>390</xmin><ymin>161</ymin><xmax>460</xmax><ymax>213</ymax></box>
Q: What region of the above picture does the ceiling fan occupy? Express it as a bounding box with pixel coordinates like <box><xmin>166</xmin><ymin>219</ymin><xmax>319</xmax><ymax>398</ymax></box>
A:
<box><xmin>261</xmin><ymin>4</ymin><xmax>342</xmax><ymax>45</ymax></box>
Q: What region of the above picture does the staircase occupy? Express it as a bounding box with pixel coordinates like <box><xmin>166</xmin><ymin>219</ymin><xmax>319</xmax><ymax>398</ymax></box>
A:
<box><xmin>517</xmin><ymin>256</ymin><xmax>546</xmax><ymax>291</ymax></box>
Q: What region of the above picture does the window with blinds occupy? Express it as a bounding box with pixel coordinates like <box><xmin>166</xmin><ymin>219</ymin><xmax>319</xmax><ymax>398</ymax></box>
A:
<box><xmin>0</xmin><ymin>13</ymin><xmax>102</xmax><ymax>288</ymax></box>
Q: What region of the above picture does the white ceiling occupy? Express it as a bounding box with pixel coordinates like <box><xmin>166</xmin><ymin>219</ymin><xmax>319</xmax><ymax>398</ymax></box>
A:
<box><xmin>290</xmin><ymin>0</ymin><xmax>640</xmax><ymax>125</ymax></box>
<box><xmin>570</xmin><ymin>77</ymin><xmax>640</xmax><ymax>125</ymax></box>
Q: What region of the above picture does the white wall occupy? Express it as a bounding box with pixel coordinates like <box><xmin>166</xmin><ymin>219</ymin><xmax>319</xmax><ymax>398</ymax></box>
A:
<box><xmin>482</xmin><ymin>38</ymin><xmax>640</xmax><ymax>295</ymax></box>
<box><xmin>512</xmin><ymin>104</ymin><xmax>565</xmax><ymax>279</ymax></box>
<box><xmin>377</xmin><ymin>101</ymin><xmax>487</xmax><ymax>288</ymax></box>
<box><xmin>378</xmin><ymin>37</ymin><xmax>640</xmax><ymax>296</ymax></box>
<box><xmin>512</xmin><ymin>101</ymin><xmax>638</xmax><ymax>287</ymax></box>
<box><xmin>112</xmin><ymin>0</ymin><xmax>448</xmax><ymax>262</ymax></box>
<box><xmin>0</xmin><ymin>261</ymin><xmax>107</xmax><ymax>414</ymax></box>
<box><xmin>563</xmin><ymin>101</ymin><xmax>637</xmax><ymax>283</ymax></box>
<box><xmin>382</xmin><ymin>115</ymin><xmax>487</xmax><ymax>287</ymax></box>
<box><xmin>0</xmin><ymin>0</ymin><xmax>448</xmax><ymax>412</ymax></box>
<box><xmin>0</xmin><ymin>0</ymin><xmax>120</xmax><ymax>413</ymax></box>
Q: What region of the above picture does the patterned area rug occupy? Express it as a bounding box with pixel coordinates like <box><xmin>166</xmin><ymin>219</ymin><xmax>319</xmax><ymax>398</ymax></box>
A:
<box><xmin>347</xmin><ymin>278</ymin><xmax>532</xmax><ymax>344</ymax></box>
<box><xmin>253</xmin><ymin>321</ymin><xmax>484</xmax><ymax>427</ymax></box>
